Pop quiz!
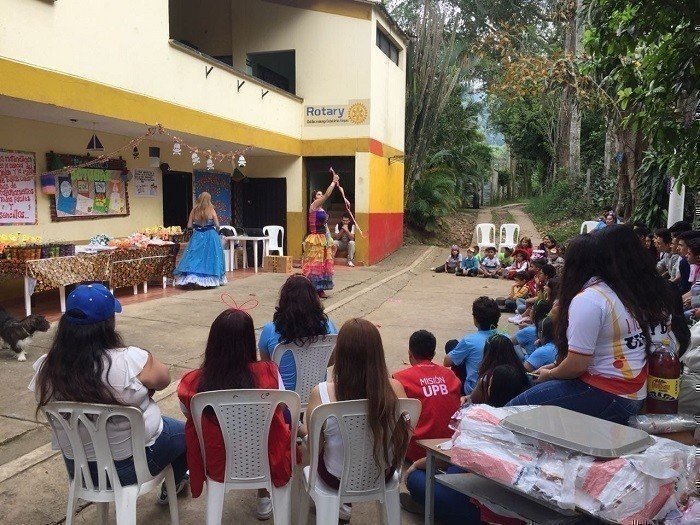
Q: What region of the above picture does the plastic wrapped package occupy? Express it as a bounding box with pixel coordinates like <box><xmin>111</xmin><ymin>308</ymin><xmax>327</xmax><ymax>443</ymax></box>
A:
<box><xmin>628</xmin><ymin>414</ymin><xmax>698</xmax><ymax>434</ymax></box>
<box><xmin>449</xmin><ymin>405</ymin><xmax>697</xmax><ymax>524</ymax></box>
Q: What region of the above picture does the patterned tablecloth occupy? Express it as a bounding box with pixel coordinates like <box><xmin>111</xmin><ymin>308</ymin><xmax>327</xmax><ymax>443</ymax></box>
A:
<box><xmin>0</xmin><ymin>245</ymin><xmax>180</xmax><ymax>294</ymax></box>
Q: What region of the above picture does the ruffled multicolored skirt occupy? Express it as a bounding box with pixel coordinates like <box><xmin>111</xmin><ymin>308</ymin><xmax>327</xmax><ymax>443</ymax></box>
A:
<box><xmin>302</xmin><ymin>232</ymin><xmax>334</xmax><ymax>291</ymax></box>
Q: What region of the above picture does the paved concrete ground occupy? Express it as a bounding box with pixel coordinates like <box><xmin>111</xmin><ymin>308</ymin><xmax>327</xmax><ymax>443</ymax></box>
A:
<box><xmin>0</xmin><ymin>206</ymin><xmax>540</xmax><ymax>524</ymax></box>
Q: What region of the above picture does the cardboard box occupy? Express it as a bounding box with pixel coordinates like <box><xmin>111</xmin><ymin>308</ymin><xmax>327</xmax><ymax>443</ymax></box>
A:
<box><xmin>263</xmin><ymin>255</ymin><xmax>293</xmax><ymax>274</ymax></box>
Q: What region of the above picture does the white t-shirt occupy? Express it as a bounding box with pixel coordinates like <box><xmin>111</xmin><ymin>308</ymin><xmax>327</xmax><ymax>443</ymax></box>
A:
<box><xmin>29</xmin><ymin>346</ymin><xmax>164</xmax><ymax>461</ymax></box>
<box><xmin>481</xmin><ymin>256</ymin><xmax>501</xmax><ymax>271</ymax></box>
<box><xmin>567</xmin><ymin>279</ymin><xmax>647</xmax><ymax>400</ymax></box>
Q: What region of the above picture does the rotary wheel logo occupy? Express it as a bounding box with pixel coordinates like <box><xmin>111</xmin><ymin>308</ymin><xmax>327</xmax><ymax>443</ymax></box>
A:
<box><xmin>348</xmin><ymin>102</ymin><xmax>369</xmax><ymax>124</ymax></box>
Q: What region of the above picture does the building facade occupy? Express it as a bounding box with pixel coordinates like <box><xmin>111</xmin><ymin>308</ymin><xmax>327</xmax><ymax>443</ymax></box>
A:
<box><xmin>0</xmin><ymin>0</ymin><xmax>407</xmax><ymax>265</ymax></box>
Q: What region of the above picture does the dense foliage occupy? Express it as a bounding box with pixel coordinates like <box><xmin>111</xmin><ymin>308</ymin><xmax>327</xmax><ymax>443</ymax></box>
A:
<box><xmin>390</xmin><ymin>0</ymin><xmax>493</xmax><ymax>231</ymax></box>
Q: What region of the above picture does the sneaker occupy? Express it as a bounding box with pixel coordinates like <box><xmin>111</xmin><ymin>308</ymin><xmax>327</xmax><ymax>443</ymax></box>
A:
<box><xmin>256</xmin><ymin>496</ymin><xmax>273</xmax><ymax>520</ymax></box>
<box><xmin>318</xmin><ymin>291</ymin><xmax>328</xmax><ymax>299</ymax></box>
<box><xmin>156</xmin><ymin>473</ymin><xmax>189</xmax><ymax>505</ymax></box>
<box><xmin>339</xmin><ymin>503</ymin><xmax>352</xmax><ymax>522</ymax></box>
<box><xmin>400</xmin><ymin>492</ymin><xmax>425</xmax><ymax>515</ymax></box>
<box><xmin>347</xmin><ymin>260</ymin><xmax>355</xmax><ymax>267</ymax></box>
<box><xmin>508</xmin><ymin>314</ymin><xmax>523</xmax><ymax>324</ymax></box>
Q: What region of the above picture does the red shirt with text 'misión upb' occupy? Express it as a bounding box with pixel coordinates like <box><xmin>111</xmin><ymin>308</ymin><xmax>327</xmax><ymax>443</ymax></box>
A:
<box><xmin>393</xmin><ymin>361</ymin><xmax>462</xmax><ymax>462</ymax></box>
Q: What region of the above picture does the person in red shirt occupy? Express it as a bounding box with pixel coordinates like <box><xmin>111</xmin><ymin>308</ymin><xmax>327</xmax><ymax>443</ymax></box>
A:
<box><xmin>392</xmin><ymin>330</ymin><xmax>462</xmax><ymax>463</ymax></box>
<box><xmin>177</xmin><ymin>308</ymin><xmax>295</xmax><ymax>521</ymax></box>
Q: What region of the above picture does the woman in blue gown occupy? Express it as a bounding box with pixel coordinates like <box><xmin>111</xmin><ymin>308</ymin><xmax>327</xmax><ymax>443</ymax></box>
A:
<box><xmin>174</xmin><ymin>192</ymin><xmax>227</xmax><ymax>287</ymax></box>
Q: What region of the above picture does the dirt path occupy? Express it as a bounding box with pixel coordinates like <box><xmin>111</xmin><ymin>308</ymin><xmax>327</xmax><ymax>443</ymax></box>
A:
<box><xmin>470</xmin><ymin>204</ymin><xmax>540</xmax><ymax>246</ymax></box>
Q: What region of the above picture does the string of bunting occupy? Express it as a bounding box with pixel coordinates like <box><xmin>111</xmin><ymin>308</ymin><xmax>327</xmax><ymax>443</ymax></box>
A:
<box><xmin>43</xmin><ymin>123</ymin><xmax>253</xmax><ymax>176</ymax></box>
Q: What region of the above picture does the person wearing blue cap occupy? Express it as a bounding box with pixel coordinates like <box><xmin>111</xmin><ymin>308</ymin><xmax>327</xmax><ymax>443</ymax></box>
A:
<box><xmin>29</xmin><ymin>284</ymin><xmax>189</xmax><ymax>503</ymax></box>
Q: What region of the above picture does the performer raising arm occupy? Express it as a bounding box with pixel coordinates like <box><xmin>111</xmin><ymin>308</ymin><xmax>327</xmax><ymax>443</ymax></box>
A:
<box><xmin>302</xmin><ymin>170</ymin><xmax>340</xmax><ymax>298</ymax></box>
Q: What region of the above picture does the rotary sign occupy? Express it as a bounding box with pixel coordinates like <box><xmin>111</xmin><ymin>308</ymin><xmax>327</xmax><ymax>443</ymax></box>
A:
<box><xmin>305</xmin><ymin>100</ymin><xmax>370</xmax><ymax>126</ymax></box>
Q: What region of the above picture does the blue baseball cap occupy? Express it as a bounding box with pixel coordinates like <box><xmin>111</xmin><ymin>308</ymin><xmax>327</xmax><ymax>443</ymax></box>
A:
<box><xmin>64</xmin><ymin>284</ymin><xmax>122</xmax><ymax>325</ymax></box>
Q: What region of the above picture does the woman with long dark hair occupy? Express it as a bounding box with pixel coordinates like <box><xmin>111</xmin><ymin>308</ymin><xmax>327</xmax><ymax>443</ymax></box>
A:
<box><xmin>178</xmin><ymin>308</ymin><xmax>293</xmax><ymax>521</ymax></box>
<box><xmin>259</xmin><ymin>275</ymin><xmax>338</xmax><ymax>390</ymax></box>
<box><xmin>30</xmin><ymin>284</ymin><xmax>187</xmax><ymax>503</ymax></box>
<box><xmin>302</xmin><ymin>170</ymin><xmax>340</xmax><ymax>297</ymax></box>
<box><xmin>306</xmin><ymin>318</ymin><xmax>410</xmax><ymax>522</ymax></box>
<box><xmin>470</xmin><ymin>334</ymin><xmax>529</xmax><ymax>404</ymax></box>
<box><xmin>507</xmin><ymin>226</ymin><xmax>675</xmax><ymax>424</ymax></box>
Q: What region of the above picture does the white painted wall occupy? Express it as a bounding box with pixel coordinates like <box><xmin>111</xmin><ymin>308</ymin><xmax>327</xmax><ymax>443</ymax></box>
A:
<box><xmin>370</xmin><ymin>12</ymin><xmax>407</xmax><ymax>152</ymax></box>
<box><xmin>0</xmin><ymin>0</ymin><xmax>301</xmax><ymax>138</ymax></box>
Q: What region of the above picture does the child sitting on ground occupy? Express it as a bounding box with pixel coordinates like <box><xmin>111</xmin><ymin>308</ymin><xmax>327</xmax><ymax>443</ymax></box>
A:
<box><xmin>498</xmin><ymin>247</ymin><xmax>514</xmax><ymax>269</ymax></box>
<box><xmin>511</xmin><ymin>300</ymin><xmax>552</xmax><ymax>360</ymax></box>
<box><xmin>504</xmin><ymin>248</ymin><xmax>530</xmax><ymax>279</ymax></box>
<box><xmin>456</xmin><ymin>246</ymin><xmax>479</xmax><ymax>276</ymax></box>
<box><xmin>434</xmin><ymin>244</ymin><xmax>462</xmax><ymax>273</ymax></box>
<box><xmin>392</xmin><ymin>330</ymin><xmax>462</xmax><ymax>463</ymax></box>
<box><xmin>444</xmin><ymin>296</ymin><xmax>500</xmax><ymax>394</ymax></box>
<box><xmin>524</xmin><ymin>316</ymin><xmax>558</xmax><ymax>372</ymax></box>
<box><xmin>478</xmin><ymin>247</ymin><xmax>501</xmax><ymax>278</ymax></box>
<box><xmin>502</xmin><ymin>271</ymin><xmax>530</xmax><ymax>312</ymax></box>
<box><xmin>547</xmin><ymin>248</ymin><xmax>564</xmax><ymax>274</ymax></box>
<box><xmin>469</xmin><ymin>334</ymin><xmax>530</xmax><ymax>405</ymax></box>
<box><xmin>517</xmin><ymin>237</ymin><xmax>533</xmax><ymax>259</ymax></box>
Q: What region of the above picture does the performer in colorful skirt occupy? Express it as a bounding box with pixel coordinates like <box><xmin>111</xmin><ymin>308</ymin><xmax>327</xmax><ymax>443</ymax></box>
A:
<box><xmin>174</xmin><ymin>192</ymin><xmax>227</xmax><ymax>288</ymax></box>
<box><xmin>302</xmin><ymin>170</ymin><xmax>340</xmax><ymax>298</ymax></box>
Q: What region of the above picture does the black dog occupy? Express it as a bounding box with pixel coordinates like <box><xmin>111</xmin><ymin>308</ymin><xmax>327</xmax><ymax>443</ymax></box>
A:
<box><xmin>0</xmin><ymin>307</ymin><xmax>50</xmax><ymax>361</ymax></box>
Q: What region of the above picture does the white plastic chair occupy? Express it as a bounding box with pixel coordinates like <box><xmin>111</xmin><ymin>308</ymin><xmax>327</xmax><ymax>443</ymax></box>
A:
<box><xmin>263</xmin><ymin>225</ymin><xmax>285</xmax><ymax>256</ymax></box>
<box><xmin>42</xmin><ymin>402</ymin><xmax>180</xmax><ymax>525</ymax></box>
<box><xmin>298</xmin><ymin>398</ymin><xmax>421</xmax><ymax>525</ymax></box>
<box><xmin>498</xmin><ymin>223</ymin><xmax>520</xmax><ymax>252</ymax></box>
<box><xmin>475</xmin><ymin>223</ymin><xmax>497</xmax><ymax>250</ymax></box>
<box><xmin>580</xmin><ymin>220</ymin><xmax>600</xmax><ymax>234</ymax></box>
<box><xmin>190</xmin><ymin>389</ymin><xmax>300</xmax><ymax>525</ymax></box>
<box><xmin>271</xmin><ymin>334</ymin><xmax>338</xmax><ymax>413</ymax></box>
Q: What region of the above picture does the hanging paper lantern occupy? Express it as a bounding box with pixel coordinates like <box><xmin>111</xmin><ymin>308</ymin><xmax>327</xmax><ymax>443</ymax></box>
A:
<box><xmin>206</xmin><ymin>157</ymin><xmax>215</xmax><ymax>171</ymax></box>
<box><xmin>191</xmin><ymin>151</ymin><xmax>201</xmax><ymax>165</ymax></box>
<box><xmin>172</xmin><ymin>141</ymin><xmax>182</xmax><ymax>156</ymax></box>
<box><xmin>237</xmin><ymin>154</ymin><xmax>246</xmax><ymax>167</ymax></box>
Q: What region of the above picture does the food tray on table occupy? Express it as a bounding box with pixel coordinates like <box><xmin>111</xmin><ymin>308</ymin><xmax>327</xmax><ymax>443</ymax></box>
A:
<box><xmin>500</xmin><ymin>405</ymin><xmax>654</xmax><ymax>458</ymax></box>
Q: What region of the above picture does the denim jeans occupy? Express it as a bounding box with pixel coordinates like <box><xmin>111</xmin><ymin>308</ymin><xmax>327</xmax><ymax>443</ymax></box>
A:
<box><xmin>406</xmin><ymin>465</ymin><xmax>480</xmax><ymax>525</ymax></box>
<box><xmin>516</xmin><ymin>298</ymin><xmax>527</xmax><ymax>314</ymax></box>
<box><xmin>64</xmin><ymin>416</ymin><xmax>188</xmax><ymax>487</ymax></box>
<box><xmin>506</xmin><ymin>378</ymin><xmax>644</xmax><ymax>425</ymax></box>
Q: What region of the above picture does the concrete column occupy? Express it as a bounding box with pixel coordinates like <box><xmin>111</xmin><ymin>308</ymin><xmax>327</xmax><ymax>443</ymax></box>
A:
<box><xmin>667</xmin><ymin>178</ymin><xmax>685</xmax><ymax>227</ymax></box>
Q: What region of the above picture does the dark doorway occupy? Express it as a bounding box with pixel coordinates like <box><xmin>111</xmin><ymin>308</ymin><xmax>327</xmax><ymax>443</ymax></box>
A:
<box><xmin>305</xmin><ymin>157</ymin><xmax>355</xmax><ymax>229</ymax></box>
<box><xmin>233</xmin><ymin>177</ymin><xmax>287</xmax><ymax>254</ymax></box>
<box><xmin>162</xmin><ymin>170</ymin><xmax>193</xmax><ymax>228</ymax></box>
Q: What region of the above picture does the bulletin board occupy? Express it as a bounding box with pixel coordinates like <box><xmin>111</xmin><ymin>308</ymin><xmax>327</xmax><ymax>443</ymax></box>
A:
<box><xmin>47</xmin><ymin>153</ymin><xmax>130</xmax><ymax>222</ymax></box>
<box><xmin>193</xmin><ymin>170</ymin><xmax>232</xmax><ymax>225</ymax></box>
<box><xmin>0</xmin><ymin>149</ymin><xmax>37</xmax><ymax>226</ymax></box>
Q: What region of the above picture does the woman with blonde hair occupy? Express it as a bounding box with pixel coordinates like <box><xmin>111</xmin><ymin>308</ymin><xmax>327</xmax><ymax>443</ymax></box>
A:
<box><xmin>173</xmin><ymin>192</ymin><xmax>227</xmax><ymax>287</ymax></box>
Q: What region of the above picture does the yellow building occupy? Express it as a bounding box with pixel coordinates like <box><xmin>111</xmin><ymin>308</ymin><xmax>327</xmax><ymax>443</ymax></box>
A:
<box><xmin>0</xmin><ymin>0</ymin><xmax>407</xmax><ymax>265</ymax></box>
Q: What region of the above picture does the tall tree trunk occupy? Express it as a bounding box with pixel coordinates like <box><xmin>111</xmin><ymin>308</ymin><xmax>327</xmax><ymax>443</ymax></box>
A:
<box><xmin>603</xmin><ymin>116</ymin><xmax>615</xmax><ymax>179</ymax></box>
<box><xmin>614</xmin><ymin>122</ymin><xmax>646</xmax><ymax>218</ymax></box>
<box><xmin>568</xmin><ymin>0</ymin><xmax>584</xmax><ymax>181</ymax></box>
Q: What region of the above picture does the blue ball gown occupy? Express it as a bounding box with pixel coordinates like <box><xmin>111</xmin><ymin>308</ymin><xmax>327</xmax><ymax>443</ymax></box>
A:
<box><xmin>174</xmin><ymin>220</ymin><xmax>227</xmax><ymax>287</ymax></box>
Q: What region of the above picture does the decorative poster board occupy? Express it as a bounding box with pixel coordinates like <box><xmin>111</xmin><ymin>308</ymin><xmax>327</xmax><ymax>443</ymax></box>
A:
<box><xmin>0</xmin><ymin>149</ymin><xmax>37</xmax><ymax>225</ymax></box>
<box><xmin>193</xmin><ymin>170</ymin><xmax>232</xmax><ymax>225</ymax></box>
<box><xmin>133</xmin><ymin>169</ymin><xmax>159</xmax><ymax>197</ymax></box>
<box><xmin>47</xmin><ymin>152</ymin><xmax>129</xmax><ymax>222</ymax></box>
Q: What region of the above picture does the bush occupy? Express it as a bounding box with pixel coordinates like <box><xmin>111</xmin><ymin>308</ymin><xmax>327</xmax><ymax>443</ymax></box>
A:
<box><xmin>526</xmin><ymin>180</ymin><xmax>603</xmax><ymax>242</ymax></box>
<box><xmin>406</xmin><ymin>166</ymin><xmax>460</xmax><ymax>232</ymax></box>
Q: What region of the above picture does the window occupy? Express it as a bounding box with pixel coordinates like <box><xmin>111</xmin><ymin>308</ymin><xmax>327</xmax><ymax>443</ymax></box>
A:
<box><xmin>376</xmin><ymin>27</ymin><xmax>400</xmax><ymax>65</ymax></box>
<box><xmin>247</xmin><ymin>50</ymin><xmax>296</xmax><ymax>95</ymax></box>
